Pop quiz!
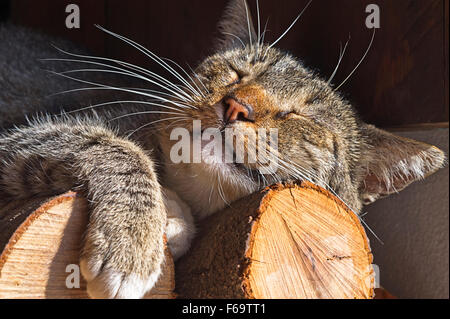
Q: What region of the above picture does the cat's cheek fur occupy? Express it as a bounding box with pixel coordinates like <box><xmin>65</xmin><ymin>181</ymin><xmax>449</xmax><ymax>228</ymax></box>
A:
<box><xmin>163</xmin><ymin>188</ymin><xmax>196</xmax><ymax>260</ymax></box>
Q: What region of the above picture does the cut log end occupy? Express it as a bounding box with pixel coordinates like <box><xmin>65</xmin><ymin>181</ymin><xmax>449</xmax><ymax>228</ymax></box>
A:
<box><xmin>176</xmin><ymin>182</ymin><xmax>374</xmax><ymax>299</ymax></box>
<box><xmin>0</xmin><ymin>192</ymin><xmax>175</xmax><ymax>299</ymax></box>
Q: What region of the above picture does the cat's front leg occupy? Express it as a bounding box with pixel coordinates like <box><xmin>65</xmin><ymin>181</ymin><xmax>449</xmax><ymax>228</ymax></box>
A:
<box><xmin>0</xmin><ymin>119</ymin><xmax>166</xmax><ymax>299</ymax></box>
<box><xmin>79</xmin><ymin>148</ymin><xmax>166</xmax><ymax>300</ymax></box>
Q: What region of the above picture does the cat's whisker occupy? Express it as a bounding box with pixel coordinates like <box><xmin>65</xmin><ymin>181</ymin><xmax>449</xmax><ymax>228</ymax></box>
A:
<box><xmin>95</xmin><ymin>25</ymin><xmax>203</xmax><ymax>99</ymax></box>
<box><xmin>327</xmin><ymin>36</ymin><xmax>350</xmax><ymax>85</ymax></box>
<box><xmin>139</xmin><ymin>118</ymin><xmax>191</xmax><ymax>137</ymax></box>
<box><xmin>277</xmin><ymin>159</ymin><xmax>369</xmax><ymax>221</ymax></box>
<box><xmin>273</xmin><ymin>156</ymin><xmax>324</xmax><ymax>189</ymax></box>
<box><xmin>279</xmin><ymin>157</ymin><xmax>383</xmax><ymax>243</ymax></box>
<box><xmin>283</xmin><ymin>158</ymin><xmax>333</xmax><ymax>190</ymax></box>
<box><xmin>60</xmin><ymin>100</ymin><xmax>188</xmax><ymax>117</ymax></box>
<box><xmin>359</xmin><ymin>211</ymin><xmax>369</xmax><ymax>218</ymax></box>
<box><xmin>122</xmin><ymin>87</ymin><xmax>192</xmax><ymax>102</ymax></box>
<box><xmin>239</xmin><ymin>142</ymin><xmax>280</xmax><ymax>185</ymax></box>
<box><xmin>247</xmin><ymin>166</ymin><xmax>254</xmax><ymax>182</ymax></box>
<box><xmin>243</xmin><ymin>0</ymin><xmax>253</xmax><ymax>53</ymax></box>
<box><xmin>161</xmin><ymin>57</ymin><xmax>206</xmax><ymax>98</ymax></box>
<box><xmin>126</xmin><ymin>116</ymin><xmax>191</xmax><ymax>138</ymax></box>
<box><xmin>334</xmin><ymin>28</ymin><xmax>376</xmax><ymax>91</ymax></box>
<box><xmin>48</xmin><ymin>47</ymin><xmax>194</xmax><ymax>101</ymax></box>
<box><xmin>275</xmin><ymin>158</ymin><xmax>312</xmax><ymax>182</ymax></box>
<box><xmin>46</xmin><ymin>57</ymin><xmax>192</xmax><ymax>102</ymax></box>
<box><xmin>94</xmin><ymin>26</ymin><xmax>198</xmax><ymax>96</ymax></box>
<box><xmin>186</xmin><ymin>64</ymin><xmax>210</xmax><ymax>95</ymax></box>
<box><xmin>254</xmin><ymin>156</ymin><xmax>278</xmax><ymax>182</ymax></box>
<box><xmin>108</xmin><ymin>110</ymin><xmax>185</xmax><ymax>122</ymax></box>
<box><xmin>49</xmin><ymin>87</ymin><xmax>189</xmax><ymax>111</ymax></box>
<box><xmin>256</xmin><ymin>0</ymin><xmax>261</xmax><ymax>45</ymax></box>
<box><xmin>358</xmin><ymin>216</ymin><xmax>384</xmax><ymax>245</ymax></box>
<box><xmin>255</xmin><ymin>0</ymin><xmax>261</xmax><ymax>63</ymax></box>
<box><xmin>165</xmin><ymin>118</ymin><xmax>191</xmax><ymax>130</ymax></box>
<box><xmin>260</xmin><ymin>171</ymin><xmax>269</xmax><ymax>186</ymax></box>
<box><xmin>48</xmin><ymin>70</ymin><xmax>197</xmax><ymax>110</ymax></box>
<box><xmin>256</xmin><ymin>170</ymin><xmax>261</xmax><ymax>189</ymax></box>
<box><xmin>222</xmin><ymin>32</ymin><xmax>246</xmax><ymax>49</ymax></box>
<box><xmin>217</xmin><ymin>172</ymin><xmax>230</xmax><ymax>206</ymax></box>
<box><xmin>112</xmin><ymin>59</ymin><xmax>195</xmax><ymax>101</ymax></box>
<box><xmin>260</xmin><ymin>18</ymin><xmax>269</xmax><ymax>45</ymax></box>
<box><xmin>257</xmin><ymin>19</ymin><xmax>270</xmax><ymax>61</ymax></box>
<box><xmin>264</xmin><ymin>0</ymin><xmax>313</xmax><ymax>57</ymax></box>
<box><xmin>58</xmin><ymin>67</ymin><xmax>194</xmax><ymax>103</ymax></box>
<box><xmin>208</xmin><ymin>182</ymin><xmax>214</xmax><ymax>204</ymax></box>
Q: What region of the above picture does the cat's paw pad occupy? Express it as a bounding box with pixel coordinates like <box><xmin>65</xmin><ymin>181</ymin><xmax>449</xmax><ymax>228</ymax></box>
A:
<box><xmin>80</xmin><ymin>258</ymin><xmax>161</xmax><ymax>299</ymax></box>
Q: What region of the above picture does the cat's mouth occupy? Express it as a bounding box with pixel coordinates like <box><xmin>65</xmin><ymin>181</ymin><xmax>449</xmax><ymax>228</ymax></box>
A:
<box><xmin>198</xmin><ymin>134</ymin><xmax>270</xmax><ymax>182</ymax></box>
<box><xmin>178</xmin><ymin>121</ymin><xmax>278</xmax><ymax>184</ymax></box>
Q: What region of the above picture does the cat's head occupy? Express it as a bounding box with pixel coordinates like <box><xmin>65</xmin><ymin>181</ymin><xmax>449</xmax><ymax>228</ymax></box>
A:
<box><xmin>158</xmin><ymin>0</ymin><xmax>445</xmax><ymax>216</ymax></box>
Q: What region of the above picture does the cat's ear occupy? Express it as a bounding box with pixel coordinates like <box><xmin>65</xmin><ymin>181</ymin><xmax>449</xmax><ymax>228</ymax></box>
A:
<box><xmin>359</xmin><ymin>124</ymin><xmax>446</xmax><ymax>204</ymax></box>
<box><xmin>216</xmin><ymin>0</ymin><xmax>257</xmax><ymax>50</ymax></box>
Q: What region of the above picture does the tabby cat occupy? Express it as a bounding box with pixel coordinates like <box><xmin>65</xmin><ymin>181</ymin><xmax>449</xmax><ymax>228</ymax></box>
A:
<box><xmin>0</xmin><ymin>0</ymin><xmax>445</xmax><ymax>298</ymax></box>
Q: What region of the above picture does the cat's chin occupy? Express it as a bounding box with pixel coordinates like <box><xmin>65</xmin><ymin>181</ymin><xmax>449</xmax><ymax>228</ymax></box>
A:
<box><xmin>161</xmin><ymin>137</ymin><xmax>270</xmax><ymax>217</ymax></box>
<box><xmin>199</xmin><ymin>140</ymin><xmax>265</xmax><ymax>181</ymax></box>
<box><xmin>200</xmin><ymin>157</ymin><xmax>263</xmax><ymax>186</ymax></box>
<box><xmin>162</xmin><ymin>159</ymin><xmax>260</xmax><ymax>219</ymax></box>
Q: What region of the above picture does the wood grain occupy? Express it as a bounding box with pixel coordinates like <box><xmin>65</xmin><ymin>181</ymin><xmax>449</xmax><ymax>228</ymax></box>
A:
<box><xmin>0</xmin><ymin>192</ymin><xmax>175</xmax><ymax>299</ymax></box>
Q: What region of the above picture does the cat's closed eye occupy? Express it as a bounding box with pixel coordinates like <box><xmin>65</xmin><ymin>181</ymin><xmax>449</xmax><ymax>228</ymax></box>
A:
<box><xmin>275</xmin><ymin>111</ymin><xmax>298</xmax><ymax>119</ymax></box>
<box><xmin>225</xmin><ymin>64</ymin><xmax>246</xmax><ymax>87</ymax></box>
<box><xmin>226</xmin><ymin>72</ymin><xmax>241</xmax><ymax>87</ymax></box>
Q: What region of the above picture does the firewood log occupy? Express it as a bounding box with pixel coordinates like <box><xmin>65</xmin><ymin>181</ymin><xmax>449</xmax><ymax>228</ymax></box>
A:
<box><xmin>175</xmin><ymin>182</ymin><xmax>375</xmax><ymax>299</ymax></box>
<box><xmin>0</xmin><ymin>192</ymin><xmax>175</xmax><ymax>299</ymax></box>
<box><xmin>0</xmin><ymin>182</ymin><xmax>375</xmax><ymax>299</ymax></box>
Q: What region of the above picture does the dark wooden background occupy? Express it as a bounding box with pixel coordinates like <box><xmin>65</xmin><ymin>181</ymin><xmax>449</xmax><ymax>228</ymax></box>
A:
<box><xmin>1</xmin><ymin>0</ymin><xmax>449</xmax><ymax>128</ymax></box>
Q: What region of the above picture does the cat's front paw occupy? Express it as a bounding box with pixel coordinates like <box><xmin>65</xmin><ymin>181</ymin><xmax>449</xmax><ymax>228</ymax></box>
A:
<box><xmin>79</xmin><ymin>227</ymin><xmax>164</xmax><ymax>299</ymax></box>
<box><xmin>80</xmin><ymin>261</ymin><xmax>161</xmax><ymax>299</ymax></box>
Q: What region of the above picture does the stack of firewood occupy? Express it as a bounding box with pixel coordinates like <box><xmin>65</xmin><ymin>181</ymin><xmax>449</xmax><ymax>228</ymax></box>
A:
<box><xmin>0</xmin><ymin>182</ymin><xmax>377</xmax><ymax>299</ymax></box>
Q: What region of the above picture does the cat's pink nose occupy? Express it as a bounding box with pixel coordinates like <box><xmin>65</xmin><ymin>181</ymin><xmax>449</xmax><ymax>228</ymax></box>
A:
<box><xmin>224</xmin><ymin>97</ymin><xmax>254</xmax><ymax>124</ymax></box>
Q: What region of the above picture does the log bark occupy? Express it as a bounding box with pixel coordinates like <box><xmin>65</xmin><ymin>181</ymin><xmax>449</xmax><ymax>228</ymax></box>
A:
<box><xmin>175</xmin><ymin>182</ymin><xmax>375</xmax><ymax>299</ymax></box>
<box><xmin>0</xmin><ymin>192</ymin><xmax>175</xmax><ymax>299</ymax></box>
